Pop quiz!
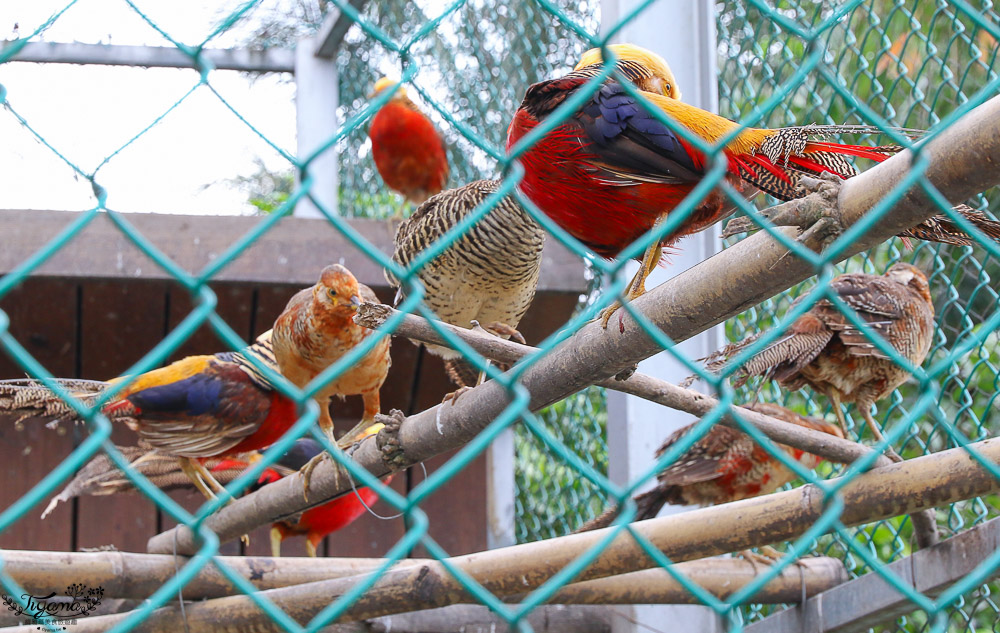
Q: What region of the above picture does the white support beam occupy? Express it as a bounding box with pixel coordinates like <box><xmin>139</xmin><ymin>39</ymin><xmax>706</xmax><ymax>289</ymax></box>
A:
<box><xmin>601</xmin><ymin>1</ymin><xmax>723</xmax><ymax>632</ymax></box>
<box><xmin>314</xmin><ymin>0</ymin><xmax>369</xmax><ymax>59</ymax></box>
<box><xmin>294</xmin><ymin>34</ymin><xmax>339</xmax><ymax>218</ymax></box>
<box><xmin>3</xmin><ymin>41</ymin><xmax>295</xmax><ymax>73</ymax></box>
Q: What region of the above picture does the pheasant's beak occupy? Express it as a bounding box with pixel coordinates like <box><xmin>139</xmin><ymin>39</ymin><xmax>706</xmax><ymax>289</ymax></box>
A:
<box><xmin>350</xmin><ymin>295</ymin><xmax>362</xmax><ymax>309</ymax></box>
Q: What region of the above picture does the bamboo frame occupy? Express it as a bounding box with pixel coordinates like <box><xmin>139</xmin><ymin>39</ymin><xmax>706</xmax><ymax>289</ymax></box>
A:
<box><xmin>51</xmin><ymin>437</ymin><xmax>1000</xmax><ymax>632</ymax></box>
<box><xmin>0</xmin><ymin>551</ymin><xmax>844</xmax><ymax>605</ymax></box>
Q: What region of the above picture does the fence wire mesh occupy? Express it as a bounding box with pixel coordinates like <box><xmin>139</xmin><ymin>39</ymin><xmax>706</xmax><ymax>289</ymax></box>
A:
<box><xmin>0</xmin><ymin>0</ymin><xmax>998</xmax><ymax>632</ymax></box>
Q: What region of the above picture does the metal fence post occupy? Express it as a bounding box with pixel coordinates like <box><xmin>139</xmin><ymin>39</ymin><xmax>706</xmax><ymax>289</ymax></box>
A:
<box><xmin>602</xmin><ymin>0</ymin><xmax>725</xmax><ymax>631</ymax></box>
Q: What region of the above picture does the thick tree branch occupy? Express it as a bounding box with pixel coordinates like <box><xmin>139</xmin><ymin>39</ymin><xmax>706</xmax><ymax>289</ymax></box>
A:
<box><xmin>148</xmin><ymin>94</ymin><xmax>1000</xmax><ymax>557</ymax></box>
<box><xmin>355</xmin><ymin>303</ymin><xmax>888</xmax><ymax>468</ymax></box>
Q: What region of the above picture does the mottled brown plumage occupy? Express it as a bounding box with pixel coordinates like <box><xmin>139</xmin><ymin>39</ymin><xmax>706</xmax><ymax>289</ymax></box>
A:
<box><xmin>386</xmin><ymin>180</ymin><xmax>544</xmax><ymax>387</ymax></box>
<box><xmin>577</xmin><ymin>403</ymin><xmax>843</xmax><ymax>532</ymax></box>
<box><xmin>732</xmin><ymin>263</ymin><xmax>934</xmax><ymax>443</ymax></box>
<box><xmin>272</xmin><ymin>264</ymin><xmax>391</xmax><ymax>448</ymax></box>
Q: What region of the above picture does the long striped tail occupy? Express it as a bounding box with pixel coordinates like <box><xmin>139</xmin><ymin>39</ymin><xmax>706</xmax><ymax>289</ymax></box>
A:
<box><xmin>0</xmin><ymin>378</ymin><xmax>130</xmax><ymax>428</ymax></box>
<box><xmin>898</xmin><ymin>204</ymin><xmax>1000</xmax><ymax>247</ymax></box>
<box><xmin>41</xmin><ymin>445</ymin><xmax>295</xmax><ymax>519</ymax></box>
<box><xmin>736</xmin><ymin>125</ymin><xmax>918</xmax><ymax>201</ymax></box>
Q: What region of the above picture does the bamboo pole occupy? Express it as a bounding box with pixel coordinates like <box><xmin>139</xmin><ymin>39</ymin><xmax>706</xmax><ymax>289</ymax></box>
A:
<box><xmin>46</xmin><ymin>438</ymin><xmax>1000</xmax><ymax>632</ymax></box>
<box><xmin>0</xmin><ymin>550</ymin><xmax>844</xmax><ymax>605</ymax></box>
<box><xmin>147</xmin><ymin>94</ymin><xmax>1000</xmax><ymax>558</ymax></box>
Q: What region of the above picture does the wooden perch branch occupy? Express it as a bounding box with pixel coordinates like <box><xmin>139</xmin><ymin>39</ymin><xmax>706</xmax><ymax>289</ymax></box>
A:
<box><xmin>52</xmin><ymin>438</ymin><xmax>1000</xmax><ymax>632</ymax></box>
<box><xmin>148</xmin><ymin>94</ymin><xmax>1000</xmax><ymax>558</ymax></box>
<box><xmin>0</xmin><ymin>551</ymin><xmax>844</xmax><ymax>605</ymax></box>
<box><xmin>355</xmin><ymin>303</ymin><xmax>888</xmax><ymax>469</ymax></box>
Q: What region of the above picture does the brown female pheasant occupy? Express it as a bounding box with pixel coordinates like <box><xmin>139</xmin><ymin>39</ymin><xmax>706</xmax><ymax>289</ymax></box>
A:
<box><xmin>731</xmin><ymin>263</ymin><xmax>934</xmax><ymax>447</ymax></box>
<box><xmin>272</xmin><ymin>264</ymin><xmax>391</xmax><ymax>449</ymax></box>
<box><xmin>577</xmin><ymin>403</ymin><xmax>843</xmax><ymax>531</ymax></box>
<box><xmin>385</xmin><ymin>179</ymin><xmax>545</xmax><ymax>389</ymax></box>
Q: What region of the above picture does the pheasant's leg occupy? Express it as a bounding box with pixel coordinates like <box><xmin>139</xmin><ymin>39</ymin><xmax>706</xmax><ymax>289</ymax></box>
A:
<box><xmin>335</xmin><ymin>391</ymin><xmax>381</xmax><ymax>449</ymax></box>
<box><xmin>270</xmin><ymin>527</ymin><xmax>283</xmax><ymax>558</ymax></box>
<box><xmin>825</xmin><ymin>388</ymin><xmax>851</xmax><ymax>437</ymax></box>
<box><xmin>306</xmin><ymin>535</ymin><xmax>320</xmax><ymax>558</ymax></box>
<box><xmin>318</xmin><ymin>402</ymin><xmax>337</xmax><ymax>445</ymax></box>
<box><xmin>179</xmin><ymin>458</ymin><xmax>218</xmax><ymax>501</ymax></box>
<box><xmin>860</xmin><ymin>406</ymin><xmax>903</xmax><ymax>464</ymax></box>
<box><xmin>599</xmin><ymin>241</ymin><xmax>663</xmax><ymax>332</ymax></box>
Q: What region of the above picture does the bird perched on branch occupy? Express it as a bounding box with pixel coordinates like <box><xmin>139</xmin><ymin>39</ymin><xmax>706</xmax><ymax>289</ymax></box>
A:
<box><xmin>576</xmin><ymin>403</ymin><xmax>844</xmax><ymax>532</ymax></box>
<box><xmin>0</xmin><ymin>331</ymin><xmax>297</xmax><ymax>501</ymax></box>
<box><xmin>272</xmin><ymin>264</ymin><xmax>391</xmax><ymax>454</ymax></box>
<box><xmin>42</xmin><ymin>433</ymin><xmax>389</xmax><ymax>558</ymax></box>
<box><xmin>368</xmin><ymin>77</ymin><xmax>449</xmax><ymax>210</ymax></box>
<box><xmin>716</xmin><ymin>263</ymin><xmax>934</xmax><ymax>452</ymax></box>
<box><xmin>506</xmin><ymin>44</ymin><xmax>912</xmax><ymax>329</ymax></box>
<box><xmin>385</xmin><ymin>179</ymin><xmax>545</xmax><ymax>391</ymax></box>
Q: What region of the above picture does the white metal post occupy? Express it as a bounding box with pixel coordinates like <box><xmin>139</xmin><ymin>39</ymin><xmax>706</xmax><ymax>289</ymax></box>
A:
<box><xmin>294</xmin><ymin>34</ymin><xmax>339</xmax><ymax>219</ymax></box>
<box><xmin>602</xmin><ymin>0</ymin><xmax>725</xmax><ymax>631</ymax></box>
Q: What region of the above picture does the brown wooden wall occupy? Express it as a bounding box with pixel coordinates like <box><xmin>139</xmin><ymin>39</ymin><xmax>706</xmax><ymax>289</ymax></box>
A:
<box><xmin>0</xmin><ymin>276</ymin><xmax>578</xmax><ymax>559</ymax></box>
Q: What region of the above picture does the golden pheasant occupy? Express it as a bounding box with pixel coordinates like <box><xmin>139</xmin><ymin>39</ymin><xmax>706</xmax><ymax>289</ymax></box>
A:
<box><xmin>576</xmin><ymin>403</ymin><xmax>843</xmax><ymax>532</ymax></box>
<box><xmin>507</xmin><ymin>44</ymin><xmax>913</xmax><ymax>329</ymax></box>
<box><xmin>0</xmin><ymin>330</ymin><xmax>295</xmax><ymax>501</ymax></box>
<box><xmin>368</xmin><ymin>77</ymin><xmax>450</xmax><ymax>208</ymax></box>
<box><xmin>726</xmin><ymin>263</ymin><xmax>934</xmax><ymax>447</ymax></box>
<box><xmin>385</xmin><ymin>179</ymin><xmax>544</xmax><ymax>389</ymax></box>
<box><xmin>271</xmin><ymin>264</ymin><xmax>391</xmax><ymax>451</ymax></box>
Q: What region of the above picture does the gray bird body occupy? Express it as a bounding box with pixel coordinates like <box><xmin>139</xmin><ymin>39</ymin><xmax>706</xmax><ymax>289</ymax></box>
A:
<box><xmin>386</xmin><ymin>180</ymin><xmax>545</xmax><ymax>364</ymax></box>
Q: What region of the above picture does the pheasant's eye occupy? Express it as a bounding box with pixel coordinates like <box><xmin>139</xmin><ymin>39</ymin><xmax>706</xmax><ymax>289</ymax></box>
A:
<box><xmin>328</xmin><ymin>289</ymin><xmax>337</xmax><ymax>297</ymax></box>
<box><xmin>664</xmin><ymin>83</ymin><xmax>671</xmax><ymax>93</ymax></box>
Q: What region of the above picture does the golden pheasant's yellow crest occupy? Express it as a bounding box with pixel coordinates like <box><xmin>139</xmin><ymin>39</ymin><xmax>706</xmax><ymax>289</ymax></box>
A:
<box><xmin>576</xmin><ymin>44</ymin><xmax>682</xmax><ymax>99</ymax></box>
<box><xmin>369</xmin><ymin>77</ymin><xmax>408</xmax><ymax>100</ymax></box>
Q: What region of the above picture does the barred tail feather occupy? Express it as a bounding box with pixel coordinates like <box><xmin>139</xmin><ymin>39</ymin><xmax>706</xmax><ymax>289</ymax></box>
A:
<box><xmin>0</xmin><ymin>378</ymin><xmax>114</xmax><ymax>427</ymax></box>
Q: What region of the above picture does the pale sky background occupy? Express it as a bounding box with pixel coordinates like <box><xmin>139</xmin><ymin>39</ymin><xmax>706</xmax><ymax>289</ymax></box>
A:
<box><xmin>0</xmin><ymin>1</ymin><xmax>304</xmax><ymax>215</ymax></box>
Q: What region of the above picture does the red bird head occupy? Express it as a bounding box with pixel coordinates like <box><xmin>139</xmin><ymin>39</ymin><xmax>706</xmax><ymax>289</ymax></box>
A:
<box><xmin>885</xmin><ymin>263</ymin><xmax>932</xmax><ymax>305</ymax></box>
<box><xmin>575</xmin><ymin>44</ymin><xmax>682</xmax><ymax>99</ymax></box>
<box><xmin>312</xmin><ymin>264</ymin><xmax>362</xmax><ymax>317</ymax></box>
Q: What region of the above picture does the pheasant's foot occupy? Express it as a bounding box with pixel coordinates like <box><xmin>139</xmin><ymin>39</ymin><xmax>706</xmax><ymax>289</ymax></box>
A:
<box><xmin>483</xmin><ymin>322</ymin><xmax>527</xmax><ymax>345</ymax></box>
<box><xmin>240</xmin><ymin>533</ymin><xmax>250</xmax><ymax>547</ymax></box>
<box><xmin>722</xmin><ymin>172</ymin><xmax>845</xmax><ymax>246</ymax></box>
<box><xmin>597</xmin><ymin>301</ymin><xmax>623</xmax><ymax>331</ymax></box>
<box><xmin>305</xmin><ymin>540</ymin><xmax>318</xmax><ymax>558</ymax></box>
<box><xmin>376</xmin><ymin>409</ymin><xmax>407</xmax><ymax>468</ymax></box>
<box><xmin>300</xmin><ymin>451</ymin><xmax>331</xmax><ymax>502</ymax></box>
<box><xmin>442</xmin><ymin>386</ymin><xmax>473</xmax><ymax>406</ymax></box>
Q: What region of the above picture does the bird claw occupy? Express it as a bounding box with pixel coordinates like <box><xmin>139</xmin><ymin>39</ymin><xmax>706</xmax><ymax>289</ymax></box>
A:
<box><xmin>300</xmin><ymin>451</ymin><xmax>331</xmax><ymax>502</ymax></box>
<box><xmin>483</xmin><ymin>322</ymin><xmax>526</xmax><ymax>345</ymax></box>
<box><xmin>442</xmin><ymin>386</ymin><xmax>473</xmax><ymax>405</ymax></box>
<box><xmin>376</xmin><ymin>409</ymin><xmax>407</xmax><ymax>468</ymax></box>
<box><xmin>722</xmin><ymin>172</ymin><xmax>845</xmax><ymax>247</ymax></box>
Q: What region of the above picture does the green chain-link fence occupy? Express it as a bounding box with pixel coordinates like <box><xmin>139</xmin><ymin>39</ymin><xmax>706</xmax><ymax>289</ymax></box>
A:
<box><xmin>2</xmin><ymin>0</ymin><xmax>1000</xmax><ymax>631</ymax></box>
